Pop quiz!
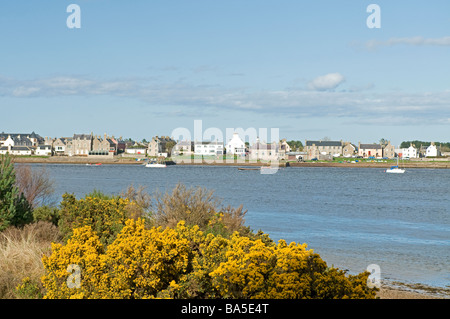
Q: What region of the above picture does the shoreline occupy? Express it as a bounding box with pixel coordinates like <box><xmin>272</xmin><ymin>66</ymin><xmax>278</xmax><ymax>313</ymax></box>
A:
<box><xmin>11</xmin><ymin>156</ymin><xmax>450</xmax><ymax>169</ymax></box>
<box><xmin>378</xmin><ymin>281</ymin><xmax>449</xmax><ymax>299</ymax></box>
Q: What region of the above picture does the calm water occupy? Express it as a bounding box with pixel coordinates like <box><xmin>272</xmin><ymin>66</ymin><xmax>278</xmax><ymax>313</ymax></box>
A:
<box><xmin>32</xmin><ymin>163</ymin><xmax>450</xmax><ymax>289</ymax></box>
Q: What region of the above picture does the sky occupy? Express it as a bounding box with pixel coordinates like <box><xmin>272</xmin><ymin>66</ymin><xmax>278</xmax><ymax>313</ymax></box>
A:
<box><xmin>0</xmin><ymin>0</ymin><xmax>449</xmax><ymax>146</ymax></box>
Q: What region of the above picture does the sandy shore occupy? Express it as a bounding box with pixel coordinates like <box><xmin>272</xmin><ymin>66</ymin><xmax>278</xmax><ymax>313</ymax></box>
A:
<box><xmin>377</xmin><ymin>281</ymin><xmax>449</xmax><ymax>299</ymax></box>
<box><xmin>378</xmin><ymin>287</ymin><xmax>444</xmax><ymax>299</ymax></box>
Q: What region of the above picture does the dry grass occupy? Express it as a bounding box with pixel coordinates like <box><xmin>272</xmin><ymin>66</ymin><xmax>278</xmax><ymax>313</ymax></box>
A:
<box><xmin>0</xmin><ymin>221</ymin><xmax>61</xmax><ymax>299</ymax></box>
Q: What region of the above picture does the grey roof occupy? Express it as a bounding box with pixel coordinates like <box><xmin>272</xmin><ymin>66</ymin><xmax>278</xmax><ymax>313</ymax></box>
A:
<box><xmin>306</xmin><ymin>140</ymin><xmax>342</xmax><ymax>147</ymax></box>
<box><xmin>0</xmin><ymin>146</ymin><xmax>32</xmax><ymax>151</ymax></box>
<box><xmin>73</xmin><ymin>134</ymin><xmax>92</xmax><ymax>140</ymax></box>
<box><xmin>0</xmin><ymin>133</ymin><xmax>43</xmax><ymax>143</ymax></box>
<box><xmin>249</xmin><ymin>142</ymin><xmax>279</xmax><ymax>150</ymax></box>
<box><xmin>360</xmin><ymin>144</ymin><xmax>382</xmax><ymax>149</ymax></box>
<box><xmin>195</xmin><ymin>141</ymin><xmax>223</xmax><ymax>145</ymax></box>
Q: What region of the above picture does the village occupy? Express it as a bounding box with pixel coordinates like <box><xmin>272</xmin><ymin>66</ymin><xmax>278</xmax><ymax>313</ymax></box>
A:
<box><xmin>0</xmin><ymin>131</ymin><xmax>447</xmax><ymax>163</ymax></box>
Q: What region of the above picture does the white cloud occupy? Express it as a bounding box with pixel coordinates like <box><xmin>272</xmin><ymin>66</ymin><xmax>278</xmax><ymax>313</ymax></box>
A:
<box><xmin>1</xmin><ymin>74</ymin><xmax>449</xmax><ymax>125</ymax></box>
<box><xmin>307</xmin><ymin>73</ymin><xmax>345</xmax><ymax>91</ymax></box>
<box><xmin>366</xmin><ymin>36</ymin><xmax>450</xmax><ymax>50</ymax></box>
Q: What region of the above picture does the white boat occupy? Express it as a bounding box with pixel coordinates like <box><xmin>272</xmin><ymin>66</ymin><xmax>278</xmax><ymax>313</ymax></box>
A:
<box><xmin>145</xmin><ymin>161</ymin><xmax>166</xmax><ymax>168</ymax></box>
<box><xmin>385</xmin><ymin>157</ymin><xmax>405</xmax><ymax>174</ymax></box>
<box><xmin>260</xmin><ymin>166</ymin><xmax>279</xmax><ymax>174</ymax></box>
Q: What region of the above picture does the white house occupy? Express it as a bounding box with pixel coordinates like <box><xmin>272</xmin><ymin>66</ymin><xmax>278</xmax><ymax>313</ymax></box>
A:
<box><xmin>0</xmin><ymin>146</ymin><xmax>33</xmax><ymax>156</ymax></box>
<box><xmin>426</xmin><ymin>142</ymin><xmax>440</xmax><ymax>157</ymax></box>
<box><xmin>249</xmin><ymin>139</ymin><xmax>279</xmax><ymax>161</ymax></box>
<box><xmin>172</xmin><ymin>140</ymin><xmax>194</xmax><ymax>156</ymax></box>
<box><xmin>35</xmin><ymin>144</ymin><xmax>52</xmax><ymax>156</ymax></box>
<box><xmin>400</xmin><ymin>144</ymin><xmax>418</xmax><ymax>158</ymax></box>
<box><xmin>2</xmin><ymin>135</ymin><xmax>15</xmax><ymax>147</ymax></box>
<box><xmin>194</xmin><ymin>141</ymin><xmax>224</xmax><ymax>156</ymax></box>
<box><xmin>226</xmin><ymin>133</ymin><xmax>246</xmax><ymax>156</ymax></box>
<box><xmin>125</xmin><ymin>147</ymin><xmax>147</xmax><ymax>155</ymax></box>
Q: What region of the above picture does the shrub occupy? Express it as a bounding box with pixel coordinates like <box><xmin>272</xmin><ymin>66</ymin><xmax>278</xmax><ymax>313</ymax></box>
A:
<box><xmin>57</xmin><ymin>193</ymin><xmax>132</xmax><ymax>246</ymax></box>
<box><xmin>151</xmin><ymin>184</ymin><xmax>220</xmax><ymax>229</ymax></box>
<box><xmin>120</xmin><ymin>185</ymin><xmax>152</xmax><ymax>222</ymax></box>
<box><xmin>42</xmin><ymin>219</ymin><xmax>191</xmax><ymax>299</ymax></box>
<box><xmin>0</xmin><ymin>153</ymin><xmax>33</xmax><ymax>231</ymax></box>
<box><xmin>16</xmin><ymin>277</ymin><xmax>43</xmax><ymax>299</ymax></box>
<box><xmin>32</xmin><ymin>205</ymin><xmax>60</xmax><ymax>226</ymax></box>
<box><xmin>41</xmin><ymin>219</ymin><xmax>378</xmax><ymax>299</ymax></box>
<box><xmin>150</xmin><ymin>183</ymin><xmax>248</xmax><ymax>237</ymax></box>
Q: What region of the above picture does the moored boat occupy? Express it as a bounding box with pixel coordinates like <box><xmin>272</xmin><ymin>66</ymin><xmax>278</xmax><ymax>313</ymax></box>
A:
<box><xmin>385</xmin><ymin>157</ymin><xmax>405</xmax><ymax>174</ymax></box>
<box><xmin>145</xmin><ymin>160</ymin><xmax>166</xmax><ymax>168</ymax></box>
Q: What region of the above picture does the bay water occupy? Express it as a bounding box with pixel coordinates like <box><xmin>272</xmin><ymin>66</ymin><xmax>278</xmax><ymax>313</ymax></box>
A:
<box><xmin>33</xmin><ymin>163</ymin><xmax>449</xmax><ymax>290</ymax></box>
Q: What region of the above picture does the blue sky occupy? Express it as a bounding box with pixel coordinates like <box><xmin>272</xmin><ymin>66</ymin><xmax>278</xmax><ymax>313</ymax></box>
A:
<box><xmin>0</xmin><ymin>0</ymin><xmax>449</xmax><ymax>145</ymax></box>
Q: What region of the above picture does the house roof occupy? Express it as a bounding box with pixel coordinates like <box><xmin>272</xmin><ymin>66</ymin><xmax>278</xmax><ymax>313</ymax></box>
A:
<box><xmin>306</xmin><ymin>140</ymin><xmax>342</xmax><ymax>147</ymax></box>
<box><xmin>175</xmin><ymin>140</ymin><xmax>193</xmax><ymax>146</ymax></box>
<box><xmin>360</xmin><ymin>144</ymin><xmax>382</xmax><ymax>149</ymax></box>
<box><xmin>344</xmin><ymin>143</ymin><xmax>356</xmax><ymax>149</ymax></box>
<box><xmin>249</xmin><ymin>142</ymin><xmax>279</xmax><ymax>151</ymax></box>
<box><xmin>73</xmin><ymin>134</ymin><xmax>92</xmax><ymax>140</ymax></box>
<box><xmin>0</xmin><ymin>133</ymin><xmax>43</xmax><ymax>144</ymax></box>
<box><xmin>0</xmin><ymin>146</ymin><xmax>31</xmax><ymax>151</ymax></box>
<box><xmin>195</xmin><ymin>141</ymin><xmax>223</xmax><ymax>145</ymax></box>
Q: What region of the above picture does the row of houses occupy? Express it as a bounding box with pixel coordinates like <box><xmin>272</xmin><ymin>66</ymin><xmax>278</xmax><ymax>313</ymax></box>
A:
<box><xmin>0</xmin><ymin>132</ymin><xmax>125</xmax><ymax>157</ymax></box>
<box><xmin>0</xmin><ymin>131</ymin><xmax>444</xmax><ymax>161</ymax></box>
<box><xmin>301</xmin><ymin>140</ymin><xmax>441</xmax><ymax>161</ymax></box>
<box><xmin>396</xmin><ymin>142</ymin><xmax>440</xmax><ymax>158</ymax></box>
<box><xmin>0</xmin><ymin>132</ymin><xmax>46</xmax><ymax>156</ymax></box>
<box><xmin>0</xmin><ymin>133</ymin><xmax>178</xmax><ymax>158</ymax></box>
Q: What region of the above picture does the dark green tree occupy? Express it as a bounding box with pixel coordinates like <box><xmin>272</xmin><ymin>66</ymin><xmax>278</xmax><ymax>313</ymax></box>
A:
<box><xmin>287</xmin><ymin>140</ymin><xmax>304</xmax><ymax>151</ymax></box>
<box><xmin>0</xmin><ymin>153</ymin><xmax>33</xmax><ymax>231</ymax></box>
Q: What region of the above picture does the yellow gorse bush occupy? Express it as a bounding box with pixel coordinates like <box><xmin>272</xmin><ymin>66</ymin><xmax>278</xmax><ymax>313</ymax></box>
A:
<box><xmin>58</xmin><ymin>193</ymin><xmax>135</xmax><ymax>246</ymax></box>
<box><xmin>42</xmin><ymin>219</ymin><xmax>378</xmax><ymax>299</ymax></box>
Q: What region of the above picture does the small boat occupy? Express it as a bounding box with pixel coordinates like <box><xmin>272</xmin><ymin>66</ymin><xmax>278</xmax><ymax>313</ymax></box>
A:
<box><xmin>145</xmin><ymin>161</ymin><xmax>166</xmax><ymax>168</ymax></box>
<box><xmin>385</xmin><ymin>157</ymin><xmax>405</xmax><ymax>174</ymax></box>
<box><xmin>86</xmin><ymin>163</ymin><xmax>102</xmax><ymax>166</ymax></box>
<box><xmin>260</xmin><ymin>166</ymin><xmax>279</xmax><ymax>174</ymax></box>
<box><xmin>238</xmin><ymin>167</ymin><xmax>259</xmax><ymax>171</ymax></box>
<box><xmin>386</xmin><ymin>166</ymin><xmax>405</xmax><ymax>174</ymax></box>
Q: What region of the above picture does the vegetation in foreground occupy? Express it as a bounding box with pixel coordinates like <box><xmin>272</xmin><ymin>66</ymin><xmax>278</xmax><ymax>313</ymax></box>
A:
<box><xmin>0</xmin><ymin>153</ymin><xmax>377</xmax><ymax>299</ymax></box>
